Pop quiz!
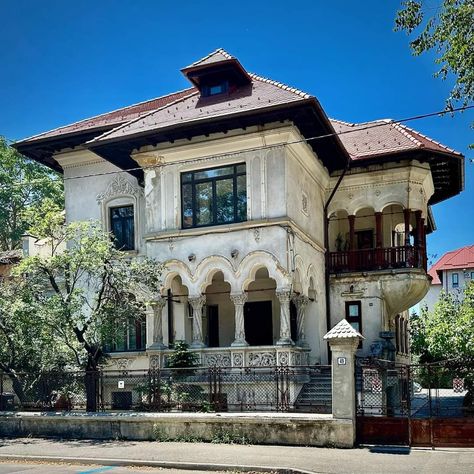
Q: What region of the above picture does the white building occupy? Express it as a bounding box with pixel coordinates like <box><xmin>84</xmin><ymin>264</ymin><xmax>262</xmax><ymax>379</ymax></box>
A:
<box><xmin>420</xmin><ymin>245</ymin><xmax>474</xmax><ymax>312</ymax></box>
<box><xmin>15</xmin><ymin>49</ymin><xmax>464</xmax><ymax>370</ymax></box>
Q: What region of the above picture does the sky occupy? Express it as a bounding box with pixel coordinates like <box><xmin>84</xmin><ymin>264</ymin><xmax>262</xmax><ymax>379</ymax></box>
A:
<box><xmin>0</xmin><ymin>0</ymin><xmax>472</xmax><ymax>262</ymax></box>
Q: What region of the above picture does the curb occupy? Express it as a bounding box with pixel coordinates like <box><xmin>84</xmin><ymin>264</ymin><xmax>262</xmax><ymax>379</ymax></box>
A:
<box><xmin>0</xmin><ymin>454</ymin><xmax>318</xmax><ymax>474</ymax></box>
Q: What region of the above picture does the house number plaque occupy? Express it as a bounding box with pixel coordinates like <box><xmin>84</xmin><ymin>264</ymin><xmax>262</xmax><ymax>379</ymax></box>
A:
<box><xmin>337</xmin><ymin>357</ymin><xmax>347</xmax><ymax>365</ymax></box>
<box><xmin>118</xmin><ymin>381</ymin><xmax>125</xmax><ymax>389</ymax></box>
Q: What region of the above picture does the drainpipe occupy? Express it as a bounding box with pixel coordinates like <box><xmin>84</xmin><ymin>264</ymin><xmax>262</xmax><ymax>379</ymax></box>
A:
<box><xmin>323</xmin><ymin>160</ymin><xmax>351</xmax><ymax>363</ymax></box>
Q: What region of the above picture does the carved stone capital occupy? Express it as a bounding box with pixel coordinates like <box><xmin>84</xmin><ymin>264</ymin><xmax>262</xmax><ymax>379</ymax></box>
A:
<box><xmin>276</xmin><ymin>289</ymin><xmax>291</xmax><ymax>304</ymax></box>
<box><xmin>230</xmin><ymin>293</ymin><xmax>248</xmax><ymax>306</ymax></box>
<box><xmin>188</xmin><ymin>295</ymin><xmax>206</xmax><ymax>310</ymax></box>
<box><xmin>292</xmin><ymin>294</ymin><xmax>309</xmax><ymax>310</ymax></box>
<box><xmin>133</xmin><ymin>154</ymin><xmax>164</xmax><ymax>168</ymax></box>
<box><xmin>150</xmin><ymin>297</ymin><xmax>166</xmax><ymax>309</ymax></box>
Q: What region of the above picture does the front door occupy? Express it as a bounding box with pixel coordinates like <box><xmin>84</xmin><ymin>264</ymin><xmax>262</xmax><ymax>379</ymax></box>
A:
<box><xmin>207</xmin><ymin>305</ymin><xmax>219</xmax><ymax>347</ymax></box>
<box><xmin>244</xmin><ymin>301</ymin><xmax>273</xmax><ymax>346</ymax></box>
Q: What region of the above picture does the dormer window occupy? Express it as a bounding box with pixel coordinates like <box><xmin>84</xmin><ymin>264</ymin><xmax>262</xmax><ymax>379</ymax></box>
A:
<box><xmin>202</xmin><ymin>81</ymin><xmax>228</xmax><ymax>97</ymax></box>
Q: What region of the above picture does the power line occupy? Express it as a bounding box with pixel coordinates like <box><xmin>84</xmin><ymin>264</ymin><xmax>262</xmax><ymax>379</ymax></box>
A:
<box><xmin>1</xmin><ymin>104</ymin><xmax>472</xmax><ymax>188</ymax></box>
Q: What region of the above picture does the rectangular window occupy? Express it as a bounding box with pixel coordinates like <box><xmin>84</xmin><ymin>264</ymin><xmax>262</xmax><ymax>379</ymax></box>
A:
<box><xmin>104</xmin><ymin>317</ymin><xmax>146</xmax><ymax>353</ymax></box>
<box><xmin>452</xmin><ymin>272</ymin><xmax>459</xmax><ymax>288</ymax></box>
<box><xmin>110</xmin><ymin>205</ymin><xmax>135</xmax><ymax>251</ymax></box>
<box><xmin>345</xmin><ymin>301</ymin><xmax>362</xmax><ymax>348</ymax></box>
<box><xmin>202</xmin><ymin>81</ymin><xmax>228</xmax><ymax>97</ymax></box>
<box><xmin>471</xmin><ymin>272</ymin><xmax>474</xmax><ymax>280</ymax></box>
<box><xmin>181</xmin><ymin>163</ymin><xmax>247</xmax><ymax>229</ymax></box>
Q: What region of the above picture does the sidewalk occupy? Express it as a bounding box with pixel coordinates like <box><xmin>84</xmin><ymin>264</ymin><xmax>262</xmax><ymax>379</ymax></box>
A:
<box><xmin>0</xmin><ymin>438</ymin><xmax>473</xmax><ymax>474</ymax></box>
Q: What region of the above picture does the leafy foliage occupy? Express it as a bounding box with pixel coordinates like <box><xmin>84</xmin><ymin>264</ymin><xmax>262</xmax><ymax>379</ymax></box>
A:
<box><xmin>395</xmin><ymin>1</ymin><xmax>474</xmax><ymax>111</ymax></box>
<box><xmin>411</xmin><ymin>281</ymin><xmax>474</xmax><ymax>362</ymax></box>
<box><xmin>166</xmin><ymin>340</ymin><xmax>199</xmax><ymax>368</ymax></box>
<box><xmin>16</xmin><ymin>215</ymin><xmax>163</xmax><ymax>372</ymax></box>
<box><xmin>0</xmin><ymin>137</ymin><xmax>64</xmax><ymax>250</ymax></box>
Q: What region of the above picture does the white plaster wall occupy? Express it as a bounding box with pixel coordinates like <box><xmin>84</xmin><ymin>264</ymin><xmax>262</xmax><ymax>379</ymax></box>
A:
<box><xmin>54</xmin><ymin>149</ymin><xmax>146</xmax><ymax>255</ymax></box>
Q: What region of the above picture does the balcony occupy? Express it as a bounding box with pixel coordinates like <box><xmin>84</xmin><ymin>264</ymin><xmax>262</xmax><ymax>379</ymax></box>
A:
<box><xmin>328</xmin><ymin>245</ymin><xmax>426</xmax><ymax>274</ymax></box>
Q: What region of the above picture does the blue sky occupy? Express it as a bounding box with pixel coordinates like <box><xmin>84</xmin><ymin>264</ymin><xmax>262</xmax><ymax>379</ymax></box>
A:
<box><xmin>0</xmin><ymin>0</ymin><xmax>472</xmax><ymax>262</ymax></box>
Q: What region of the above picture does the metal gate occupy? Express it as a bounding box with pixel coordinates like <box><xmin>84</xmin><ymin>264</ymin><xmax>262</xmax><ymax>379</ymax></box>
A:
<box><xmin>356</xmin><ymin>358</ymin><xmax>474</xmax><ymax>447</ymax></box>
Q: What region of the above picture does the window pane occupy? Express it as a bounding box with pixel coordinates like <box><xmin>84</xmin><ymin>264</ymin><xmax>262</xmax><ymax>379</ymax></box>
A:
<box><xmin>110</xmin><ymin>205</ymin><xmax>134</xmax><ymax>251</ymax></box>
<box><xmin>182</xmin><ymin>173</ymin><xmax>192</xmax><ymax>183</ymax></box>
<box><xmin>236</xmin><ymin>175</ymin><xmax>247</xmax><ymax>221</ymax></box>
<box><xmin>216</xmin><ymin>178</ymin><xmax>234</xmax><ymax>223</ymax></box>
<box><xmin>194</xmin><ymin>166</ymin><xmax>233</xmax><ymax>180</ymax></box>
<box><xmin>128</xmin><ymin>321</ymin><xmax>137</xmax><ymax>350</ymax></box>
<box><xmin>350</xmin><ymin>322</ymin><xmax>360</xmax><ymax>333</ymax></box>
<box><xmin>182</xmin><ymin>184</ymin><xmax>193</xmax><ymax>228</ymax></box>
<box><xmin>196</xmin><ymin>182</ymin><xmax>213</xmax><ymax>225</ymax></box>
<box><xmin>348</xmin><ymin>304</ymin><xmax>359</xmax><ymax>317</ymax></box>
<box><xmin>236</xmin><ymin>163</ymin><xmax>246</xmax><ymax>174</ymax></box>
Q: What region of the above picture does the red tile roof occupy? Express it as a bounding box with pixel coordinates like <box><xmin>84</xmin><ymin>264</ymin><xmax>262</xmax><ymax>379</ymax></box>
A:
<box><xmin>183</xmin><ymin>48</ymin><xmax>235</xmax><ymax>68</ymax></box>
<box><xmin>330</xmin><ymin>119</ymin><xmax>462</xmax><ymax>160</ymax></box>
<box><xmin>89</xmin><ymin>74</ymin><xmax>312</xmax><ymax>144</ymax></box>
<box><xmin>18</xmin><ymin>88</ymin><xmax>195</xmax><ymax>143</ymax></box>
<box><xmin>428</xmin><ymin>245</ymin><xmax>474</xmax><ymax>284</ymax></box>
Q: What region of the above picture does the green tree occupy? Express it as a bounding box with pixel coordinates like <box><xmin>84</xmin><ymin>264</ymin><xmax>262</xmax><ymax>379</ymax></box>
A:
<box><xmin>411</xmin><ymin>282</ymin><xmax>474</xmax><ymax>404</ymax></box>
<box><xmin>395</xmin><ymin>1</ymin><xmax>473</xmax><ymax>123</ymax></box>
<box><xmin>0</xmin><ymin>137</ymin><xmax>64</xmax><ymax>251</ymax></box>
<box><xmin>0</xmin><ymin>277</ymin><xmax>71</xmax><ymax>405</ymax></box>
<box><xmin>17</xmin><ymin>216</ymin><xmax>162</xmax><ymax>410</ymax></box>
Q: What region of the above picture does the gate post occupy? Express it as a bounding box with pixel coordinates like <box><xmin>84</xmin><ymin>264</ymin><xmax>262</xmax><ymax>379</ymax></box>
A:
<box><xmin>324</xmin><ymin>319</ymin><xmax>363</xmax><ymax>446</ymax></box>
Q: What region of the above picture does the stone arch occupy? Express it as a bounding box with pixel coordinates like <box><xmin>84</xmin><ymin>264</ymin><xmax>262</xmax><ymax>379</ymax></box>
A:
<box><xmin>194</xmin><ymin>255</ymin><xmax>238</xmax><ymax>294</ymax></box>
<box><xmin>236</xmin><ymin>251</ymin><xmax>290</xmax><ymax>292</ymax></box>
<box><xmin>162</xmin><ymin>260</ymin><xmax>195</xmax><ymax>294</ymax></box>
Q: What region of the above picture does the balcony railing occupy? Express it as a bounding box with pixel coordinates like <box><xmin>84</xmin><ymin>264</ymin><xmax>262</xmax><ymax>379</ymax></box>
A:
<box><xmin>328</xmin><ymin>245</ymin><xmax>426</xmax><ymax>274</ymax></box>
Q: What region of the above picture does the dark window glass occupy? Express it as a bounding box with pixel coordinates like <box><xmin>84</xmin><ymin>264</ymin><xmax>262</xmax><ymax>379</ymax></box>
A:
<box><xmin>452</xmin><ymin>273</ymin><xmax>459</xmax><ymax>287</ymax></box>
<box><xmin>110</xmin><ymin>205</ymin><xmax>134</xmax><ymax>251</ymax></box>
<box><xmin>345</xmin><ymin>301</ymin><xmax>362</xmax><ymax>348</ymax></box>
<box><xmin>202</xmin><ymin>81</ymin><xmax>228</xmax><ymax>97</ymax></box>
<box><xmin>181</xmin><ymin>164</ymin><xmax>247</xmax><ymax>228</ymax></box>
<box><xmin>104</xmin><ymin>317</ymin><xmax>146</xmax><ymax>353</ymax></box>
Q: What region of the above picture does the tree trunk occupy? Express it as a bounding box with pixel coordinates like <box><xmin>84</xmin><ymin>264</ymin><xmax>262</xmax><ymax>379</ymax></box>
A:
<box><xmin>85</xmin><ymin>355</ymin><xmax>100</xmax><ymax>412</ymax></box>
<box><xmin>5</xmin><ymin>371</ymin><xmax>26</xmax><ymax>407</ymax></box>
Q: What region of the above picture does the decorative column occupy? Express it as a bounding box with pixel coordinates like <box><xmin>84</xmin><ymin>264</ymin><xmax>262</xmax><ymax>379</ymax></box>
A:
<box><xmin>323</xmin><ymin>319</ymin><xmax>363</xmax><ymax>448</ymax></box>
<box><xmin>375</xmin><ymin>211</ymin><xmax>383</xmax><ymax>268</ymax></box>
<box><xmin>230</xmin><ymin>293</ymin><xmax>248</xmax><ymax>347</ymax></box>
<box><xmin>276</xmin><ymin>289</ymin><xmax>294</xmax><ymax>346</ymax></box>
<box><xmin>414</xmin><ymin>210</ymin><xmax>422</xmax><ymax>267</ymax></box>
<box><xmin>348</xmin><ymin>215</ymin><xmax>356</xmax><ymax>250</ymax></box>
<box><xmin>348</xmin><ymin>214</ymin><xmax>356</xmax><ymax>271</ymax></box>
<box><xmin>403</xmin><ymin>208</ymin><xmax>411</xmax><ymax>246</ymax></box>
<box><xmin>148</xmin><ymin>297</ymin><xmax>167</xmax><ymax>350</ymax></box>
<box><xmin>189</xmin><ymin>295</ymin><xmax>206</xmax><ymax>349</ymax></box>
<box><xmin>292</xmin><ymin>294</ymin><xmax>309</xmax><ymax>347</ymax></box>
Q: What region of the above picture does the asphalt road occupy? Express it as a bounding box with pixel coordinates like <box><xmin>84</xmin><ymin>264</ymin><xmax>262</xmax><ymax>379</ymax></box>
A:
<box><xmin>0</xmin><ymin>462</ymin><xmax>222</xmax><ymax>474</ymax></box>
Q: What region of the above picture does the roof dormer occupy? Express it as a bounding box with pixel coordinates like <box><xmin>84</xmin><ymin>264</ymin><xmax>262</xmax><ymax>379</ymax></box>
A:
<box><xmin>181</xmin><ymin>48</ymin><xmax>251</xmax><ymax>97</ymax></box>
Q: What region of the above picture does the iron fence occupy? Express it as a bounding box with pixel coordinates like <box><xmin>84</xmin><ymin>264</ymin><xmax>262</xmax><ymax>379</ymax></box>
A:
<box><xmin>0</xmin><ymin>365</ymin><xmax>332</xmax><ymax>414</ymax></box>
<box><xmin>356</xmin><ymin>358</ymin><xmax>474</xmax><ymax>418</ymax></box>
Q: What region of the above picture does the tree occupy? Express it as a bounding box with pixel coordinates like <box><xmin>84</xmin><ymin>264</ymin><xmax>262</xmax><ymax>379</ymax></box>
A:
<box><xmin>395</xmin><ymin>1</ymin><xmax>473</xmax><ymax>117</ymax></box>
<box><xmin>0</xmin><ymin>137</ymin><xmax>64</xmax><ymax>251</ymax></box>
<box><xmin>17</xmin><ymin>215</ymin><xmax>162</xmax><ymax>410</ymax></box>
<box><xmin>411</xmin><ymin>282</ymin><xmax>474</xmax><ymax>404</ymax></box>
<box><xmin>0</xmin><ymin>277</ymin><xmax>71</xmax><ymax>406</ymax></box>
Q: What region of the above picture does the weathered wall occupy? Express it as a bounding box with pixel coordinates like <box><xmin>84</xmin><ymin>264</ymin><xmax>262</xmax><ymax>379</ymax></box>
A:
<box><xmin>0</xmin><ymin>413</ymin><xmax>354</xmax><ymax>448</ymax></box>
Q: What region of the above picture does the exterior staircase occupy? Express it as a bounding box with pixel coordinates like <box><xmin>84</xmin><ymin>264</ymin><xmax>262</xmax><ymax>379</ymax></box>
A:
<box><xmin>294</xmin><ymin>366</ymin><xmax>332</xmax><ymax>413</ymax></box>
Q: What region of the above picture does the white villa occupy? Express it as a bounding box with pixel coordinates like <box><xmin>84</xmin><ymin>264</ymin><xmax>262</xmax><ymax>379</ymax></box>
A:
<box><xmin>15</xmin><ymin>49</ymin><xmax>464</xmax><ymax>372</ymax></box>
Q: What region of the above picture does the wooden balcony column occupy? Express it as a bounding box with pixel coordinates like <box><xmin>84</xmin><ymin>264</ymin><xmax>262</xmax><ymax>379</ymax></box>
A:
<box><xmin>375</xmin><ymin>211</ymin><xmax>383</xmax><ymax>268</ymax></box>
<box><xmin>403</xmin><ymin>208</ymin><xmax>411</xmax><ymax>246</ymax></box>
<box><xmin>348</xmin><ymin>215</ymin><xmax>356</xmax><ymax>271</ymax></box>
<box><xmin>414</xmin><ymin>210</ymin><xmax>422</xmax><ymax>266</ymax></box>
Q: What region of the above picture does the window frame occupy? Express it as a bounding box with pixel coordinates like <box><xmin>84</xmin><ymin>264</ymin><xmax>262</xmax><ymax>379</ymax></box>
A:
<box><xmin>345</xmin><ymin>301</ymin><xmax>362</xmax><ymax>348</ymax></box>
<box><xmin>452</xmin><ymin>272</ymin><xmax>459</xmax><ymax>288</ymax></box>
<box><xmin>180</xmin><ymin>163</ymin><xmax>247</xmax><ymax>229</ymax></box>
<box><xmin>104</xmin><ymin>316</ymin><xmax>146</xmax><ymax>353</ymax></box>
<box><xmin>109</xmin><ymin>204</ymin><xmax>135</xmax><ymax>251</ymax></box>
<box><xmin>201</xmin><ymin>81</ymin><xmax>229</xmax><ymax>97</ymax></box>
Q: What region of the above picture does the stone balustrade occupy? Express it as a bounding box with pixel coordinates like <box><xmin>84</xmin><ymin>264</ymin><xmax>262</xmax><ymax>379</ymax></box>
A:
<box><xmin>145</xmin><ymin>345</ymin><xmax>310</xmax><ymax>369</ymax></box>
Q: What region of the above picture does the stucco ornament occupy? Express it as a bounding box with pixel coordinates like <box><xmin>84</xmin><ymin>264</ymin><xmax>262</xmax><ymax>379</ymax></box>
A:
<box><xmin>292</xmin><ymin>294</ymin><xmax>309</xmax><ymax>346</ymax></box>
<box><xmin>230</xmin><ymin>293</ymin><xmax>248</xmax><ymax>347</ymax></box>
<box><xmin>96</xmin><ymin>175</ymin><xmax>140</xmax><ymax>203</ymax></box>
<box><xmin>115</xmin><ymin>358</ymin><xmax>132</xmax><ymax>371</ymax></box>
<box><xmin>189</xmin><ymin>295</ymin><xmax>206</xmax><ymax>348</ymax></box>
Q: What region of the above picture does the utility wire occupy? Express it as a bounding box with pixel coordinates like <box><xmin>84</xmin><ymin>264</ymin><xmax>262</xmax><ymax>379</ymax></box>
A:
<box><xmin>1</xmin><ymin>104</ymin><xmax>472</xmax><ymax>188</ymax></box>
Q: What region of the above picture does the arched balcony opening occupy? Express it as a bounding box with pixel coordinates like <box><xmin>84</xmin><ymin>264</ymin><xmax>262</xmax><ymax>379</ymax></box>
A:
<box><xmin>203</xmin><ymin>271</ymin><xmax>233</xmax><ymax>348</ymax></box>
<box><xmin>328</xmin><ymin>204</ymin><xmax>427</xmax><ymax>274</ymax></box>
